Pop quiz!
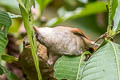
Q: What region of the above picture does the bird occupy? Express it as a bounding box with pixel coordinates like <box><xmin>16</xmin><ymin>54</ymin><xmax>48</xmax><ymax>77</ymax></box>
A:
<box><xmin>33</xmin><ymin>26</ymin><xmax>96</xmax><ymax>65</ymax></box>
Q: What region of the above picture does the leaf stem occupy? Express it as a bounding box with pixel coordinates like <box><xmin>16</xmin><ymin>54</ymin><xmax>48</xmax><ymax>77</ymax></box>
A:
<box><xmin>76</xmin><ymin>51</ymin><xmax>90</xmax><ymax>80</ymax></box>
<box><xmin>18</xmin><ymin>2</ymin><xmax>42</xmax><ymax>80</ymax></box>
<box><xmin>109</xmin><ymin>41</ymin><xmax>120</xmax><ymax>80</ymax></box>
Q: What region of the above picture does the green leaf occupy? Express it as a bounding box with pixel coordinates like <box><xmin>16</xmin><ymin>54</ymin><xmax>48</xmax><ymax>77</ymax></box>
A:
<box><xmin>46</xmin><ymin>2</ymin><xmax>106</xmax><ymax>26</ymax></box>
<box><xmin>8</xmin><ymin>12</ymin><xmax>22</xmax><ymax>19</ymax></box>
<box><xmin>0</xmin><ymin>33</ymin><xmax>8</xmax><ymax>61</ymax></box>
<box><xmin>0</xmin><ymin>11</ymin><xmax>11</xmax><ymax>35</ymax></box>
<box><xmin>107</xmin><ymin>0</ymin><xmax>120</xmax><ymax>35</ymax></box>
<box><xmin>80</xmin><ymin>41</ymin><xmax>120</xmax><ymax>80</ymax></box>
<box><xmin>0</xmin><ymin>10</ymin><xmax>11</xmax><ymax>61</ymax></box>
<box><xmin>17</xmin><ymin>0</ymin><xmax>42</xmax><ymax>80</ymax></box>
<box><xmin>54</xmin><ymin>51</ymin><xmax>89</xmax><ymax>80</ymax></box>
<box><xmin>112</xmin><ymin>0</ymin><xmax>120</xmax><ymax>32</ymax></box>
<box><xmin>8</xmin><ymin>19</ymin><xmax>22</xmax><ymax>34</ymax></box>
<box><xmin>107</xmin><ymin>0</ymin><xmax>117</xmax><ymax>31</ymax></box>
<box><xmin>0</xmin><ymin>64</ymin><xmax>18</xmax><ymax>80</ymax></box>
<box><xmin>54</xmin><ymin>41</ymin><xmax>120</xmax><ymax>80</ymax></box>
<box><xmin>1</xmin><ymin>55</ymin><xmax>18</xmax><ymax>63</ymax></box>
<box><xmin>0</xmin><ymin>67</ymin><xmax>4</xmax><ymax>75</ymax></box>
<box><xmin>36</xmin><ymin>0</ymin><xmax>51</xmax><ymax>15</ymax></box>
<box><xmin>0</xmin><ymin>11</ymin><xmax>15</xmax><ymax>80</ymax></box>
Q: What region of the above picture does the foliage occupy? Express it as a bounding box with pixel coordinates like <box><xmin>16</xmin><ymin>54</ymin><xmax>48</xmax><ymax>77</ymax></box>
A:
<box><xmin>1</xmin><ymin>55</ymin><xmax>18</xmax><ymax>63</ymax></box>
<box><xmin>54</xmin><ymin>52</ymin><xmax>89</xmax><ymax>80</ymax></box>
<box><xmin>0</xmin><ymin>10</ymin><xmax>11</xmax><ymax>61</ymax></box>
<box><xmin>8</xmin><ymin>12</ymin><xmax>22</xmax><ymax>19</ymax></box>
<box><xmin>80</xmin><ymin>41</ymin><xmax>120</xmax><ymax>80</ymax></box>
<box><xmin>54</xmin><ymin>0</ymin><xmax>120</xmax><ymax>80</ymax></box>
<box><xmin>54</xmin><ymin>41</ymin><xmax>120</xmax><ymax>80</ymax></box>
<box><xmin>46</xmin><ymin>2</ymin><xmax>106</xmax><ymax>26</ymax></box>
<box><xmin>78</xmin><ymin>0</ymin><xmax>88</xmax><ymax>4</ymax></box>
<box><xmin>0</xmin><ymin>11</ymin><xmax>11</xmax><ymax>60</ymax></box>
<box><xmin>17</xmin><ymin>0</ymin><xmax>42</xmax><ymax>80</ymax></box>
<box><xmin>0</xmin><ymin>64</ymin><xmax>18</xmax><ymax>80</ymax></box>
<box><xmin>108</xmin><ymin>0</ymin><xmax>120</xmax><ymax>36</ymax></box>
<box><xmin>36</xmin><ymin>0</ymin><xmax>51</xmax><ymax>15</ymax></box>
<box><xmin>0</xmin><ymin>10</ymin><xmax>18</xmax><ymax>80</ymax></box>
<box><xmin>0</xmin><ymin>0</ymin><xmax>120</xmax><ymax>80</ymax></box>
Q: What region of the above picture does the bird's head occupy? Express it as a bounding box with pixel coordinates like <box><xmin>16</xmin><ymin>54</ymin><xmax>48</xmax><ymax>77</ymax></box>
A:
<box><xmin>33</xmin><ymin>26</ymin><xmax>53</xmax><ymax>46</ymax></box>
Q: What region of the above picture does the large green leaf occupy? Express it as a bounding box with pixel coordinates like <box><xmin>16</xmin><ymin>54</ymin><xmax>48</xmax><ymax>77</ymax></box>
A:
<box><xmin>46</xmin><ymin>2</ymin><xmax>106</xmax><ymax>26</ymax></box>
<box><xmin>54</xmin><ymin>52</ymin><xmax>89</xmax><ymax>80</ymax></box>
<box><xmin>17</xmin><ymin>0</ymin><xmax>42</xmax><ymax>80</ymax></box>
<box><xmin>0</xmin><ymin>64</ymin><xmax>18</xmax><ymax>80</ymax></box>
<box><xmin>54</xmin><ymin>41</ymin><xmax>120</xmax><ymax>80</ymax></box>
<box><xmin>80</xmin><ymin>41</ymin><xmax>120</xmax><ymax>80</ymax></box>
<box><xmin>0</xmin><ymin>11</ymin><xmax>11</xmax><ymax>35</ymax></box>
<box><xmin>0</xmin><ymin>11</ymin><xmax>11</xmax><ymax>61</ymax></box>
<box><xmin>0</xmin><ymin>10</ymin><xmax>17</xmax><ymax>80</ymax></box>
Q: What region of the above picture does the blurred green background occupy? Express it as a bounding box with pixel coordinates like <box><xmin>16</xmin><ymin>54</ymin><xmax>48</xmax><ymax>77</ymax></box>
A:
<box><xmin>0</xmin><ymin>0</ymin><xmax>117</xmax><ymax>41</ymax></box>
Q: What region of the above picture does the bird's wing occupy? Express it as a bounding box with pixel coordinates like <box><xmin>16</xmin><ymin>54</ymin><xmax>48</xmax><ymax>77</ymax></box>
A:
<box><xmin>55</xmin><ymin>26</ymin><xmax>90</xmax><ymax>40</ymax></box>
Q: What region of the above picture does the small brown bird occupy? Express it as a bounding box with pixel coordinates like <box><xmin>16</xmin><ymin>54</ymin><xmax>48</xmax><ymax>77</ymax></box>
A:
<box><xmin>34</xmin><ymin>26</ymin><xmax>96</xmax><ymax>65</ymax></box>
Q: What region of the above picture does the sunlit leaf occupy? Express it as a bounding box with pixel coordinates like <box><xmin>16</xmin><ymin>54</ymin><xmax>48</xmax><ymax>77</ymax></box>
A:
<box><xmin>80</xmin><ymin>41</ymin><xmax>120</xmax><ymax>80</ymax></box>
<box><xmin>54</xmin><ymin>52</ymin><xmax>89</xmax><ymax>80</ymax></box>
<box><xmin>54</xmin><ymin>40</ymin><xmax>120</xmax><ymax>80</ymax></box>
<box><xmin>8</xmin><ymin>19</ymin><xmax>22</xmax><ymax>34</ymax></box>
<box><xmin>7</xmin><ymin>12</ymin><xmax>22</xmax><ymax>34</ymax></box>
<box><xmin>0</xmin><ymin>10</ymin><xmax>11</xmax><ymax>61</ymax></box>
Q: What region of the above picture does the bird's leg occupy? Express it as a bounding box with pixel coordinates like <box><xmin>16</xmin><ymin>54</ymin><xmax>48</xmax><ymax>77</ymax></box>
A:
<box><xmin>47</xmin><ymin>52</ymin><xmax>61</xmax><ymax>65</ymax></box>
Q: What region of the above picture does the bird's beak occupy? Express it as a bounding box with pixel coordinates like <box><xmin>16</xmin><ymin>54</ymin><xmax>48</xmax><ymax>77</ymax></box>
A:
<box><xmin>33</xmin><ymin>26</ymin><xmax>41</xmax><ymax>41</ymax></box>
<box><xmin>33</xmin><ymin>26</ymin><xmax>39</xmax><ymax>34</ymax></box>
